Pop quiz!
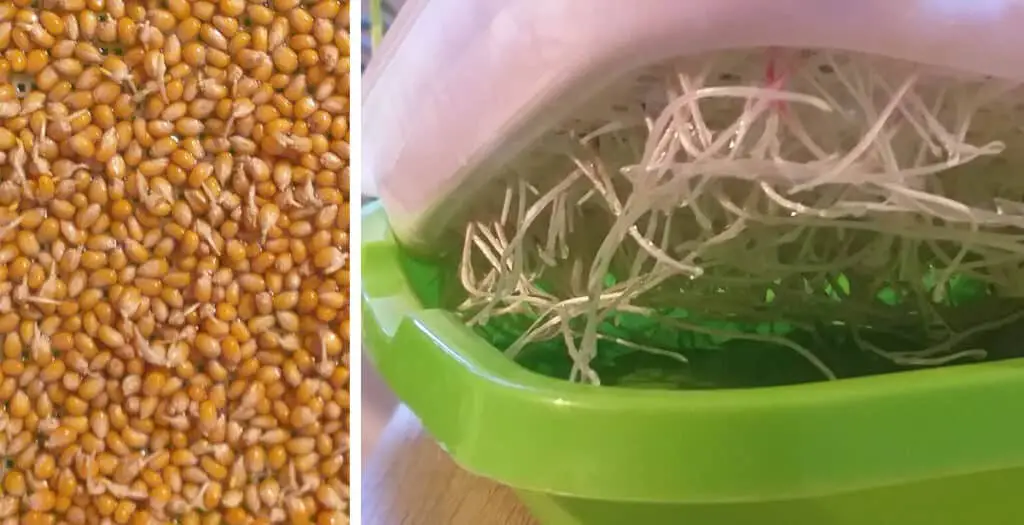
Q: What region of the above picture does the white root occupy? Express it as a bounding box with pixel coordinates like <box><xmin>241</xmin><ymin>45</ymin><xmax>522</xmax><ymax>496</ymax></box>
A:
<box><xmin>456</xmin><ymin>49</ymin><xmax>1024</xmax><ymax>384</ymax></box>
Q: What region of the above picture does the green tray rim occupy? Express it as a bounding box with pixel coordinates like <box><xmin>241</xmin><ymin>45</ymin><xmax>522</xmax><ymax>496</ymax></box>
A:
<box><xmin>361</xmin><ymin>202</ymin><xmax>1024</xmax><ymax>504</ymax></box>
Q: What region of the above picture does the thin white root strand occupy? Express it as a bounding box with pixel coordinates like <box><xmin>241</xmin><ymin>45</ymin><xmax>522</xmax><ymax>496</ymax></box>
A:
<box><xmin>454</xmin><ymin>48</ymin><xmax>1024</xmax><ymax>384</ymax></box>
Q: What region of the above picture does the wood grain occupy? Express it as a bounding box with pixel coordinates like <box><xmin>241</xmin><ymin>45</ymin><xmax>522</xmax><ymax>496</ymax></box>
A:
<box><xmin>362</xmin><ymin>404</ymin><xmax>539</xmax><ymax>525</ymax></box>
<box><xmin>361</xmin><ymin>357</ymin><xmax>400</xmax><ymax>461</ymax></box>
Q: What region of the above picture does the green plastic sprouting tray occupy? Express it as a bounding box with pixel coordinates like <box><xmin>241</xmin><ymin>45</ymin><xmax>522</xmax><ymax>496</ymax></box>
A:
<box><xmin>362</xmin><ymin>202</ymin><xmax>1024</xmax><ymax>525</ymax></box>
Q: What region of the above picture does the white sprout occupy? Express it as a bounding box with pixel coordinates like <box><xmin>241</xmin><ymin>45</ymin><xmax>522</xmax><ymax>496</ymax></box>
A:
<box><xmin>455</xmin><ymin>49</ymin><xmax>1024</xmax><ymax>384</ymax></box>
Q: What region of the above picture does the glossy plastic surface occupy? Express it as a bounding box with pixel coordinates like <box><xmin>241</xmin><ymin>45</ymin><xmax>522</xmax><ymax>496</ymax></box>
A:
<box><xmin>364</xmin><ymin>0</ymin><xmax>1024</xmax><ymax>250</ymax></box>
<box><xmin>517</xmin><ymin>469</ymin><xmax>1024</xmax><ymax>525</ymax></box>
<box><xmin>362</xmin><ymin>203</ymin><xmax>1024</xmax><ymax>505</ymax></box>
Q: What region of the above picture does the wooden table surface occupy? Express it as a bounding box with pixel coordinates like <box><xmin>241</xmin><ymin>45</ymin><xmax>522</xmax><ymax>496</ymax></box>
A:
<box><xmin>362</xmin><ymin>364</ymin><xmax>539</xmax><ymax>525</ymax></box>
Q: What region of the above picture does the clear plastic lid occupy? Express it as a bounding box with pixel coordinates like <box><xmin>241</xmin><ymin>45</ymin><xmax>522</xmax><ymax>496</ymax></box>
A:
<box><xmin>363</xmin><ymin>0</ymin><xmax>1024</xmax><ymax>250</ymax></box>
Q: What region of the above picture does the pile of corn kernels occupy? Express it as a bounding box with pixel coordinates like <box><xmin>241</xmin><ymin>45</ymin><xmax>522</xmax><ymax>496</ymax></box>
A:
<box><xmin>0</xmin><ymin>0</ymin><xmax>350</xmax><ymax>523</ymax></box>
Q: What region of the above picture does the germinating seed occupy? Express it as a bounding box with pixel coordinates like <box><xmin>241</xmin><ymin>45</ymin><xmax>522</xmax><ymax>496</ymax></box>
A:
<box><xmin>0</xmin><ymin>0</ymin><xmax>350</xmax><ymax>523</ymax></box>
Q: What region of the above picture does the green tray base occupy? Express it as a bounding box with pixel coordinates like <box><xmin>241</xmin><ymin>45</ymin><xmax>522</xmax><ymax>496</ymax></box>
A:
<box><xmin>363</xmin><ymin>202</ymin><xmax>1024</xmax><ymax>524</ymax></box>
<box><xmin>518</xmin><ymin>465</ymin><xmax>1024</xmax><ymax>525</ymax></box>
